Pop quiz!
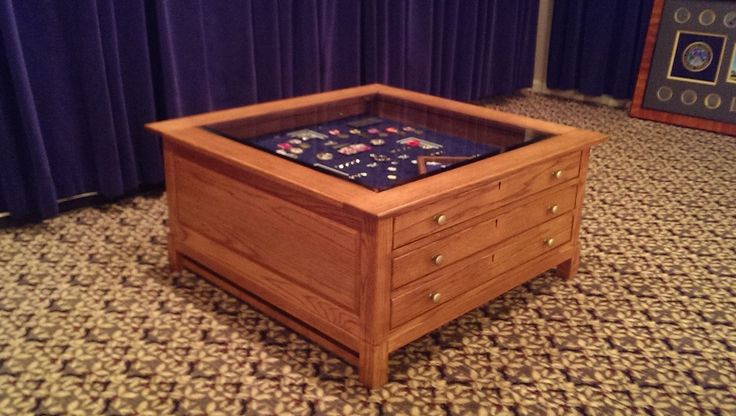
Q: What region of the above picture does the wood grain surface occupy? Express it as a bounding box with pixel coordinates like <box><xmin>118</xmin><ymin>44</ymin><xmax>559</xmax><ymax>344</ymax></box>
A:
<box><xmin>148</xmin><ymin>84</ymin><xmax>607</xmax><ymax>388</ymax></box>
<box><xmin>391</xmin><ymin>213</ymin><xmax>574</xmax><ymax>328</ymax></box>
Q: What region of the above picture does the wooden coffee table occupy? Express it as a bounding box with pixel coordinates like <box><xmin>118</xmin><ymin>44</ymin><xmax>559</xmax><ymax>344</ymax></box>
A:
<box><xmin>147</xmin><ymin>84</ymin><xmax>606</xmax><ymax>388</ymax></box>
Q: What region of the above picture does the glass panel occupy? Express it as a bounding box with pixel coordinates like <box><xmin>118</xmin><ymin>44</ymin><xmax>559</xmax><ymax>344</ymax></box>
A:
<box><xmin>203</xmin><ymin>94</ymin><xmax>554</xmax><ymax>191</ymax></box>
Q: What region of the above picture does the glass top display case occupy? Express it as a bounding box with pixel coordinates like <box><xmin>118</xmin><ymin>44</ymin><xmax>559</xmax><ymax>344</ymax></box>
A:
<box><xmin>146</xmin><ymin>84</ymin><xmax>607</xmax><ymax>389</ymax></box>
<box><xmin>204</xmin><ymin>94</ymin><xmax>553</xmax><ymax>191</ymax></box>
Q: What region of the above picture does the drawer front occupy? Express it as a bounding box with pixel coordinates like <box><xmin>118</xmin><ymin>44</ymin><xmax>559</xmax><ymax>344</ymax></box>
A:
<box><xmin>393</xmin><ymin>151</ymin><xmax>581</xmax><ymax>248</ymax></box>
<box><xmin>391</xmin><ymin>213</ymin><xmax>574</xmax><ymax>328</ymax></box>
<box><xmin>392</xmin><ymin>184</ymin><xmax>578</xmax><ymax>289</ymax></box>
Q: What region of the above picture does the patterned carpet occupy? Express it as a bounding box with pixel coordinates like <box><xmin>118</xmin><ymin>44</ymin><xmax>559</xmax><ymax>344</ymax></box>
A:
<box><xmin>1</xmin><ymin>92</ymin><xmax>735</xmax><ymax>415</ymax></box>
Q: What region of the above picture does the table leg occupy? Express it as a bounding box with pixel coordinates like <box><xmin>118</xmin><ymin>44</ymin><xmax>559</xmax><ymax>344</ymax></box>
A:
<box><xmin>168</xmin><ymin>234</ymin><xmax>183</xmax><ymax>272</ymax></box>
<box><xmin>359</xmin><ymin>341</ymin><xmax>389</xmax><ymax>388</ymax></box>
<box><xmin>556</xmin><ymin>245</ymin><xmax>580</xmax><ymax>279</ymax></box>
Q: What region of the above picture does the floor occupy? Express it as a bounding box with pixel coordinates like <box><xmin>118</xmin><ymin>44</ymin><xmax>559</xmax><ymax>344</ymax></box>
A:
<box><xmin>1</xmin><ymin>92</ymin><xmax>734</xmax><ymax>415</ymax></box>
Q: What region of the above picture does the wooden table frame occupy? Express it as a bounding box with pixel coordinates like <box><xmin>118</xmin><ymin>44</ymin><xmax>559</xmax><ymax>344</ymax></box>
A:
<box><xmin>147</xmin><ymin>84</ymin><xmax>606</xmax><ymax>387</ymax></box>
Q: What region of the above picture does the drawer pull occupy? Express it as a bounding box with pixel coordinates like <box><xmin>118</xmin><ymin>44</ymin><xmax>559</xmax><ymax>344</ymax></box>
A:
<box><xmin>433</xmin><ymin>214</ymin><xmax>448</xmax><ymax>226</ymax></box>
<box><xmin>429</xmin><ymin>292</ymin><xmax>442</xmax><ymax>303</ymax></box>
<box><xmin>553</xmin><ymin>170</ymin><xmax>563</xmax><ymax>179</ymax></box>
<box><xmin>545</xmin><ymin>238</ymin><xmax>556</xmax><ymax>247</ymax></box>
<box><xmin>549</xmin><ymin>204</ymin><xmax>559</xmax><ymax>214</ymax></box>
<box><xmin>432</xmin><ymin>254</ymin><xmax>445</xmax><ymax>265</ymax></box>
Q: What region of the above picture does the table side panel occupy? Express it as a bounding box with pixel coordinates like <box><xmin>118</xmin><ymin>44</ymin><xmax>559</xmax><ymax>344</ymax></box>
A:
<box><xmin>169</xmin><ymin>140</ymin><xmax>366</xmax><ymax>229</ymax></box>
<box><xmin>176</xmin><ymin>227</ymin><xmax>362</xmax><ymax>350</ymax></box>
<box><xmin>173</xmin><ymin>154</ymin><xmax>362</xmax><ymax>313</ymax></box>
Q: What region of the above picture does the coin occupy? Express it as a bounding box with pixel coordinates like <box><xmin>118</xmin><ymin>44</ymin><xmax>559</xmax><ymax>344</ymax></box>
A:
<box><xmin>289</xmin><ymin>147</ymin><xmax>304</xmax><ymax>155</ymax></box>
<box><xmin>370</xmin><ymin>138</ymin><xmax>385</xmax><ymax>146</ymax></box>
<box><xmin>387</xmin><ymin>174</ymin><xmax>397</xmax><ymax>180</ymax></box>
<box><xmin>316</xmin><ymin>152</ymin><xmax>333</xmax><ymax>161</ymax></box>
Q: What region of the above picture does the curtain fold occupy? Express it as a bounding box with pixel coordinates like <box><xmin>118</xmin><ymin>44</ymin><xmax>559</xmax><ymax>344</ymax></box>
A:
<box><xmin>0</xmin><ymin>0</ymin><xmax>58</xmax><ymax>217</ymax></box>
<box><xmin>0</xmin><ymin>0</ymin><xmax>539</xmax><ymax>221</ymax></box>
<box><xmin>547</xmin><ymin>0</ymin><xmax>653</xmax><ymax>99</ymax></box>
<box><xmin>363</xmin><ymin>0</ymin><xmax>539</xmax><ymax>101</ymax></box>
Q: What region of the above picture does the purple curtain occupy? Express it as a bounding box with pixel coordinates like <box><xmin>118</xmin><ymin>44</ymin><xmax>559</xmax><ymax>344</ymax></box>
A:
<box><xmin>0</xmin><ymin>0</ymin><xmax>539</xmax><ymax>221</ymax></box>
<box><xmin>547</xmin><ymin>0</ymin><xmax>652</xmax><ymax>99</ymax></box>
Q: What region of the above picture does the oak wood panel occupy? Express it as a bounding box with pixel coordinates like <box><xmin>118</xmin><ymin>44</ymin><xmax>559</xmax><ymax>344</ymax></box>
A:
<box><xmin>495</xmin><ymin>184</ymin><xmax>577</xmax><ymax>249</ymax></box>
<box><xmin>493</xmin><ymin>214</ymin><xmax>573</xmax><ymax>271</ymax></box>
<box><xmin>149</xmin><ymin>84</ymin><xmax>608</xmax><ymax>388</ymax></box>
<box><xmin>391</xmin><ymin>181</ymin><xmax>580</xmax><ymax>257</ymax></box>
<box><xmin>395</xmin><ymin>183</ymin><xmax>575</xmax><ymax>289</ymax></box>
<box><xmin>175</xmin><ymin>156</ymin><xmax>361</xmax><ymax>311</ymax></box>
<box><xmin>388</xmin><ymin>244</ymin><xmax>575</xmax><ymax>352</ymax></box>
<box><xmin>163</xmin><ymin>141</ymin><xmax>183</xmax><ymax>272</ymax></box>
<box><xmin>354</xmin><ymin>130</ymin><xmax>602</xmax><ymax>218</ymax></box>
<box><xmin>391</xmin><ymin>213</ymin><xmax>574</xmax><ymax>328</ymax></box>
<box><xmin>557</xmin><ymin>149</ymin><xmax>591</xmax><ymax>279</ymax></box>
<box><xmin>181</xmin><ymin>257</ymin><xmax>359</xmax><ymax>366</ymax></box>
<box><xmin>393</xmin><ymin>152</ymin><xmax>581</xmax><ymax>247</ymax></box>
<box><xmin>494</xmin><ymin>151</ymin><xmax>580</xmax><ymax>203</ymax></box>
<box><xmin>629</xmin><ymin>0</ymin><xmax>736</xmax><ymax>136</ymax></box>
<box><xmin>360</xmin><ymin>218</ymin><xmax>393</xmax><ymax>343</ymax></box>
<box><xmin>393</xmin><ymin>216</ymin><xmax>500</xmax><ymax>289</ymax></box>
<box><xmin>166</xmin><ymin>134</ymin><xmax>370</xmax><ymax>226</ymax></box>
<box><xmin>177</xmin><ymin>226</ymin><xmax>362</xmax><ymax>350</ymax></box>
<box><xmin>392</xmin><ymin>179</ymin><xmax>501</xmax><ymax>248</ymax></box>
<box><xmin>358</xmin><ymin>217</ymin><xmax>393</xmax><ymax>387</ymax></box>
<box><xmin>359</xmin><ymin>342</ymin><xmax>389</xmax><ymax>388</ymax></box>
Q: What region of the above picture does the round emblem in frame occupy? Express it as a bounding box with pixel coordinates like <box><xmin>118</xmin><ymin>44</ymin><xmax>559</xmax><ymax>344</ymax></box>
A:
<box><xmin>724</xmin><ymin>11</ymin><xmax>736</xmax><ymax>28</ymax></box>
<box><xmin>680</xmin><ymin>90</ymin><xmax>698</xmax><ymax>106</ymax></box>
<box><xmin>699</xmin><ymin>9</ymin><xmax>716</xmax><ymax>26</ymax></box>
<box><xmin>674</xmin><ymin>7</ymin><xmax>691</xmax><ymax>24</ymax></box>
<box><xmin>681</xmin><ymin>42</ymin><xmax>713</xmax><ymax>72</ymax></box>
<box><xmin>704</xmin><ymin>93</ymin><xmax>722</xmax><ymax>110</ymax></box>
<box><xmin>656</xmin><ymin>86</ymin><xmax>674</xmax><ymax>102</ymax></box>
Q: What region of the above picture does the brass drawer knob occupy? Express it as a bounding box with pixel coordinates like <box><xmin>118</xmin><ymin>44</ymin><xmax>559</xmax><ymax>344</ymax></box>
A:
<box><xmin>434</xmin><ymin>214</ymin><xmax>448</xmax><ymax>226</ymax></box>
<box><xmin>432</xmin><ymin>254</ymin><xmax>445</xmax><ymax>265</ymax></box>
<box><xmin>545</xmin><ymin>238</ymin><xmax>556</xmax><ymax>247</ymax></box>
<box><xmin>430</xmin><ymin>292</ymin><xmax>442</xmax><ymax>303</ymax></box>
<box><xmin>553</xmin><ymin>170</ymin><xmax>563</xmax><ymax>179</ymax></box>
<box><xmin>549</xmin><ymin>204</ymin><xmax>559</xmax><ymax>214</ymax></box>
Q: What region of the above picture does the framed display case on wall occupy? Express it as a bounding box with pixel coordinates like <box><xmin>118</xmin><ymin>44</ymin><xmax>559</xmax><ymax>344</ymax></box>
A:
<box><xmin>631</xmin><ymin>0</ymin><xmax>736</xmax><ymax>136</ymax></box>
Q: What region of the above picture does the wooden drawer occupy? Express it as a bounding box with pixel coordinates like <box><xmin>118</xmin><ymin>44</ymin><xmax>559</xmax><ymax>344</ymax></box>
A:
<box><xmin>391</xmin><ymin>213</ymin><xmax>574</xmax><ymax>328</ymax></box>
<box><xmin>393</xmin><ymin>151</ymin><xmax>581</xmax><ymax>248</ymax></box>
<box><xmin>392</xmin><ymin>184</ymin><xmax>578</xmax><ymax>289</ymax></box>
